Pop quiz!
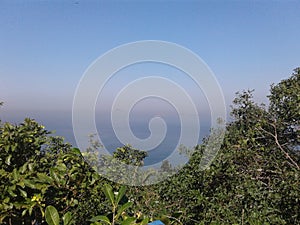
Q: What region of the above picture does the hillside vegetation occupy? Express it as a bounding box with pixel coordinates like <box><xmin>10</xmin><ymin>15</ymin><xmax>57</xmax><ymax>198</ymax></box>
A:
<box><xmin>0</xmin><ymin>68</ymin><xmax>299</xmax><ymax>225</ymax></box>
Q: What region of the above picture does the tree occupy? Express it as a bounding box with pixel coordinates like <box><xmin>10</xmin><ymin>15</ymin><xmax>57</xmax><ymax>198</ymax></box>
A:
<box><xmin>268</xmin><ymin>67</ymin><xmax>300</xmax><ymax>150</ymax></box>
<box><xmin>0</xmin><ymin>68</ymin><xmax>299</xmax><ymax>224</ymax></box>
<box><xmin>156</xmin><ymin>69</ymin><xmax>300</xmax><ymax>224</ymax></box>
<box><xmin>0</xmin><ymin>119</ymin><xmax>107</xmax><ymax>225</ymax></box>
<box><xmin>113</xmin><ymin>145</ymin><xmax>148</xmax><ymax>167</ymax></box>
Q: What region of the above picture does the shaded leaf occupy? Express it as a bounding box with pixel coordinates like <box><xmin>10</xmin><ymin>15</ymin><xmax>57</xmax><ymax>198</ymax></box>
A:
<box><xmin>103</xmin><ymin>184</ymin><xmax>115</xmax><ymax>205</ymax></box>
<box><xmin>116</xmin><ymin>186</ymin><xmax>127</xmax><ymax>205</ymax></box>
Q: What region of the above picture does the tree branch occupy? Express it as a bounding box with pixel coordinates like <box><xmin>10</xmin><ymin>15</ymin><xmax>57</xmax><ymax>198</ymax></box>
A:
<box><xmin>259</xmin><ymin>121</ymin><xmax>299</xmax><ymax>170</ymax></box>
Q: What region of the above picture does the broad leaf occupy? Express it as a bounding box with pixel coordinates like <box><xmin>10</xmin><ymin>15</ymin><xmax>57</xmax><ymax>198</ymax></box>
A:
<box><xmin>121</xmin><ymin>217</ymin><xmax>136</xmax><ymax>225</ymax></box>
<box><xmin>63</xmin><ymin>212</ymin><xmax>73</xmax><ymax>225</ymax></box>
<box><xmin>103</xmin><ymin>184</ymin><xmax>115</xmax><ymax>205</ymax></box>
<box><xmin>116</xmin><ymin>186</ymin><xmax>127</xmax><ymax>205</ymax></box>
<box><xmin>117</xmin><ymin>201</ymin><xmax>133</xmax><ymax>219</ymax></box>
<box><xmin>45</xmin><ymin>205</ymin><xmax>60</xmax><ymax>225</ymax></box>
<box><xmin>89</xmin><ymin>215</ymin><xmax>111</xmax><ymax>224</ymax></box>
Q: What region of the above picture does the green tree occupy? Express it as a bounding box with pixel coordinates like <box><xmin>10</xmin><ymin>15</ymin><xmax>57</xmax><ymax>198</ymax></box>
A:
<box><xmin>1</xmin><ymin>68</ymin><xmax>299</xmax><ymax>224</ymax></box>
<box><xmin>268</xmin><ymin>67</ymin><xmax>300</xmax><ymax>152</ymax></box>
<box><xmin>113</xmin><ymin>145</ymin><xmax>148</xmax><ymax>167</ymax></box>
<box><xmin>0</xmin><ymin>119</ymin><xmax>108</xmax><ymax>224</ymax></box>
<box><xmin>156</xmin><ymin>69</ymin><xmax>300</xmax><ymax>224</ymax></box>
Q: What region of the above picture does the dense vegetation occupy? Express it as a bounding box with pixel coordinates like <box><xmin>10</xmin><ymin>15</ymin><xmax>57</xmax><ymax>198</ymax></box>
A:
<box><xmin>0</xmin><ymin>68</ymin><xmax>299</xmax><ymax>224</ymax></box>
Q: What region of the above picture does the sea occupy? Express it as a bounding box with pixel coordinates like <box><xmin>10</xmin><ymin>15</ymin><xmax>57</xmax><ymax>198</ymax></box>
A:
<box><xmin>1</xmin><ymin>111</ymin><xmax>211</xmax><ymax>166</ymax></box>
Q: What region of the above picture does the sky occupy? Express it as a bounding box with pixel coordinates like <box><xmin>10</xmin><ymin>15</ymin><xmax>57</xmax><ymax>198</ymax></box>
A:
<box><xmin>1</xmin><ymin>0</ymin><xmax>300</xmax><ymax>146</ymax></box>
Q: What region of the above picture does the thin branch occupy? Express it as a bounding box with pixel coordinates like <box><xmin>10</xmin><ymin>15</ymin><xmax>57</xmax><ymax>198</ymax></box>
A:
<box><xmin>259</xmin><ymin>121</ymin><xmax>299</xmax><ymax>170</ymax></box>
<box><xmin>166</xmin><ymin>215</ymin><xmax>184</xmax><ymax>225</ymax></box>
<box><xmin>274</xmin><ymin>134</ymin><xmax>299</xmax><ymax>170</ymax></box>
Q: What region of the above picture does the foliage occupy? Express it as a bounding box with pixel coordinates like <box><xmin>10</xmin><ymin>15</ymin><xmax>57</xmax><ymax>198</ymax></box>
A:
<box><xmin>268</xmin><ymin>67</ymin><xmax>300</xmax><ymax>150</ymax></box>
<box><xmin>269</xmin><ymin>68</ymin><xmax>300</xmax><ymax>127</ymax></box>
<box><xmin>0</xmin><ymin>68</ymin><xmax>299</xmax><ymax>224</ymax></box>
<box><xmin>155</xmin><ymin>70</ymin><xmax>300</xmax><ymax>224</ymax></box>
<box><xmin>0</xmin><ymin>119</ymin><xmax>49</xmax><ymax>224</ymax></box>
<box><xmin>45</xmin><ymin>205</ymin><xmax>73</xmax><ymax>225</ymax></box>
<box><xmin>113</xmin><ymin>145</ymin><xmax>148</xmax><ymax>167</ymax></box>
<box><xmin>87</xmin><ymin>143</ymin><xmax>157</xmax><ymax>185</ymax></box>
<box><xmin>90</xmin><ymin>184</ymin><xmax>149</xmax><ymax>225</ymax></box>
<box><xmin>0</xmin><ymin>119</ymin><xmax>107</xmax><ymax>224</ymax></box>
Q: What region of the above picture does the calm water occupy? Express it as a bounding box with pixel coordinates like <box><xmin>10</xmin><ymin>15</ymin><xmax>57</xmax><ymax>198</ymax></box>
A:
<box><xmin>61</xmin><ymin>121</ymin><xmax>210</xmax><ymax>166</ymax></box>
<box><xmin>1</xmin><ymin>111</ymin><xmax>211</xmax><ymax>166</ymax></box>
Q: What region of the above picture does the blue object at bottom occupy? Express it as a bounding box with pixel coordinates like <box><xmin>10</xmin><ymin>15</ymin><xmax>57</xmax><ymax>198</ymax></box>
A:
<box><xmin>148</xmin><ymin>220</ymin><xmax>165</xmax><ymax>225</ymax></box>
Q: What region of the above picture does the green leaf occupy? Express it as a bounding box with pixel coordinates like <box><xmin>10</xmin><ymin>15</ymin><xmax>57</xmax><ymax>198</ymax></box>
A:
<box><xmin>12</xmin><ymin>168</ymin><xmax>19</xmax><ymax>181</ymax></box>
<box><xmin>18</xmin><ymin>188</ymin><xmax>27</xmax><ymax>198</ymax></box>
<box><xmin>121</xmin><ymin>217</ymin><xmax>136</xmax><ymax>225</ymax></box>
<box><xmin>45</xmin><ymin>205</ymin><xmax>60</xmax><ymax>225</ymax></box>
<box><xmin>21</xmin><ymin>209</ymin><xmax>27</xmax><ymax>217</ymax></box>
<box><xmin>89</xmin><ymin>215</ymin><xmax>111</xmax><ymax>224</ymax></box>
<box><xmin>3</xmin><ymin>197</ymin><xmax>10</xmax><ymax>204</ymax></box>
<box><xmin>62</xmin><ymin>212</ymin><xmax>73</xmax><ymax>225</ymax></box>
<box><xmin>116</xmin><ymin>186</ymin><xmax>127</xmax><ymax>205</ymax></box>
<box><xmin>7</xmin><ymin>188</ymin><xmax>17</xmax><ymax>197</ymax></box>
<box><xmin>20</xmin><ymin>162</ymin><xmax>28</xmax><ymax>174</ymax></box>
<box><xmin>117</xmin><ymin>202</ymin><xmax>133</xmax><ymax>219</ymax></box>
<box><xmin>29</xmin><ymin>204</ymin><xmax>34</xmax><ymax>216</ymax></box>
<box><xmin>28</xmin><ymin>163</ymin><xmax>34</xmax><ymax>172</ymax></box>
<box><xmin>50</xmin><ymin>168</ymin><xmax>60</xmax><ymax>185</ymax></box>
<box><xmin>5</xmin><ymin>155</ymin><xmax>12</xmax><ymax>165</ymax></box>
<box><xmin>103</xmin><ymin>184</ymin><xmax>115</xmax><ymax>205</ymax></box>
<box><xmin>139</xmin><ymin>218</ymin><xmax>149</xmax><ymax>225</ymax></box>
<box><xmin>23</xmin><ymin>179</ymin><xmax>37</xmax><ymax>189</ymax></box>
<box><xmin>37</xmin><ymin>172</ymin><xmax>53</xmax><ymax>184</ymax></box>
<box><xmin>71</xmin><ymin>147</ymin><xmax>82</xmax><ymax>155</ymax></box>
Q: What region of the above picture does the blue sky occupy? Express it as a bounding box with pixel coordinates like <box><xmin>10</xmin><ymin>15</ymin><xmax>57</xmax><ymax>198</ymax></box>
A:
<box><xmin>1</xmin><ymin>1</ymin><xmax>300</xmax><ymax>145</ymax></box>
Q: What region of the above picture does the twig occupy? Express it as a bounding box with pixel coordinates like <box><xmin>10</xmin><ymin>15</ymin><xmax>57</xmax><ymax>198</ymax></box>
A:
<box><xmin>166</xmin><ymin>215</ymin><xmax>184</xmax><ymax>225</ymax></box>
<box><xmin>259</xmin><ymin>122</ymin><xmax>299</xmax><ymax>170</ymax></box>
